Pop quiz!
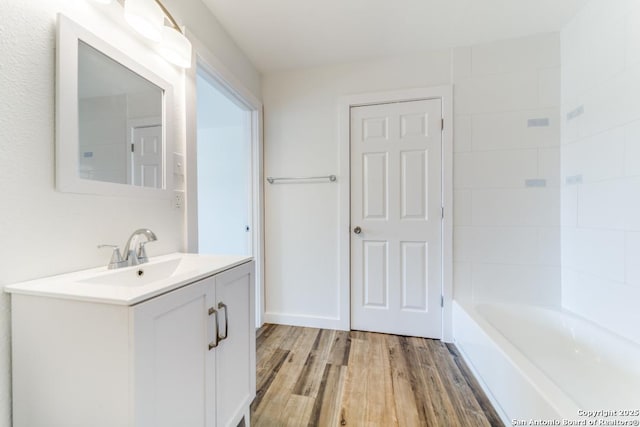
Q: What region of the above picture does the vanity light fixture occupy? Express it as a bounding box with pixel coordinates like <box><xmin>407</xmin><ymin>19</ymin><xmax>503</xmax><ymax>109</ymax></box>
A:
<box><xmin>124</xmin><ymin>0</ymin><xmax>164</xmax><ymax>42</ymax></box>
<box><xmin>91</xmin><ymin>0</ymin><xmax>192</xmax><ymax>68</ymax></box>
<box><xmin>154</xmin><ymin>1</ymin><xmax>193</xmax><ymax>69</ymax></box>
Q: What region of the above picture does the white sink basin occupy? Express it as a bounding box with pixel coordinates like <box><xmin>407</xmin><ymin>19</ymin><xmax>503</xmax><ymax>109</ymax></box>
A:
<box><xmin>79</xmin><ymin>258</ymin><xmax>183</xmax><ymax>287</ymax></box>
<box><xmin>4</xmin><ymin>253</ymin><xmax>252</xmax><ymax>305</ymax></box>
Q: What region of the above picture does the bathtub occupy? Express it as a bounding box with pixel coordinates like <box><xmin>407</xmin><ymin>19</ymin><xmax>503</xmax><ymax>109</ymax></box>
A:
<box><xmin>453</xmin><ymin>302</ymin><xmax>640</xmax><ymax>424</ymax></box>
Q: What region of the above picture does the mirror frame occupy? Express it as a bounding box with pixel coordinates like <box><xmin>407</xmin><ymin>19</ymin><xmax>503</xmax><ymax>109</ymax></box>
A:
<box><xmin>56</xmin><ymin>14</ymin><xmax>174</xmax><ymax>198</ymax></box>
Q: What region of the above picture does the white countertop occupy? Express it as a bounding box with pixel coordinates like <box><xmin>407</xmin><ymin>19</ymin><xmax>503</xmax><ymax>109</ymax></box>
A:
<box><xmin>4</xmin><ymin>253</ymin><xmax>252</xmax><ymax>306</ymax></box>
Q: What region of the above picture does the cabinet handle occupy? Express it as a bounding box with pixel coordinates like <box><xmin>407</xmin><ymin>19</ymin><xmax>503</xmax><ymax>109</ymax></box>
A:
<box><xmin>208</xmin><ymin>307</ymin><xmax>219</xmax><ymax>350</ymax></box>
<box><xmin>217</xmin><ymin>302</ymin><xmax>228</xmax><ymax>341</ymax></box>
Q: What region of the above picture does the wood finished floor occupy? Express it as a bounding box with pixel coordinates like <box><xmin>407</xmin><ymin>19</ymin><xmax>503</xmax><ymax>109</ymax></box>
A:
<box><xmin>250</xmin><ymin>324</ymin><xmax>503</xmax><ymax>427</ymax></box>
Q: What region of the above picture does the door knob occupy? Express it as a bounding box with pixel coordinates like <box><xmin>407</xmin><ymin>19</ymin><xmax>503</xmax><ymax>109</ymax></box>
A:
<box><xmin>353</xmin><ymin>226</ymin><xmax>362</xmax><ymax>234</ymax></box>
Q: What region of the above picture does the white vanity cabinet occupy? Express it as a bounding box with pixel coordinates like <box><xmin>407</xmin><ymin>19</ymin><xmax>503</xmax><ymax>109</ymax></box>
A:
<box><xmin>9</xmin><ymin>258</ymin><xmax>255</xmax><ymax>427</ymax></box>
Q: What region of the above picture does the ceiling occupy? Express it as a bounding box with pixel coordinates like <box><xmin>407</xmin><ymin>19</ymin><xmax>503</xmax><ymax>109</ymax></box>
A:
<box><xmin>202</xmin><ymin>0</ymin><xmax>589</xmax><ymax>72</ymax></box>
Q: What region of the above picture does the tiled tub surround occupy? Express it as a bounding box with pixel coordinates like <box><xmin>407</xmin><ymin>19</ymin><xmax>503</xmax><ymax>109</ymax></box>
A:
<box><xmin>452</xmin><ymin>33</ymin><xmax>562</xmax><ymax>308</ymax></box>
<box><xmin>560</xmin><ymin>0</ymin><xmax>640</xmax><ymax>347</ymax></box>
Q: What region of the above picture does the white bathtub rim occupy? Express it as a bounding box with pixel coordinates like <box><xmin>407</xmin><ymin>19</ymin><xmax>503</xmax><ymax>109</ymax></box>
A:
<box><xmin>476</xmin><ymin>301</ymin><xmax>640</xmax><ymax>377</ymax></box>
<box><xmin>453</xmin><ymin>301</ymin><xmax>580</xmax><ymax>420</ymax></box>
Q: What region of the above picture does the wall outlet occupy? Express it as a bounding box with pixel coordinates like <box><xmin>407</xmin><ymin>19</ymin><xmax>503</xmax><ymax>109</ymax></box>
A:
<box><xmin>174</xmin><ymin>191</ymin><xmax>185</xmax><ymax>209</ymax></box>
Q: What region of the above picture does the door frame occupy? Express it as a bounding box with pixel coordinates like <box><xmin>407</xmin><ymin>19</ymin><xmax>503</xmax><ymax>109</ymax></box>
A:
<box><xmin>185</xmin><ymin>33</ymin><xmax>265</xmax><ymax>328</ymax></box>
<box><xmin>338</xmin><ymin>86</ymin><xmax>453</xmax><ymax>341</ymax></box>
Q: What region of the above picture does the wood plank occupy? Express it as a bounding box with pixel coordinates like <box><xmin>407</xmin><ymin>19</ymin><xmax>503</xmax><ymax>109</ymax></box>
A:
<box><xmin>255</xmin><ymin>324</ymin><xmax>292</xmax><ymax>375</ymax></box>
<box><xmin>339</xmin><ymin>334</ymin><xmax>369</xmax><ymax>425</ymax></box>
<box><xmin>251</xmin><ymin>348</ymin><xmax>290</xmax><ymax>412</ymax></box>
<box><xmin>252</xmin><ymin>327</ymin><xmax>320</xmax><ymax>424</ymax></box>
<box><xmin>256</xmin><ymin>323</ymin><xmax>276</xmax><ymax>346</ymax></box>
<box><xmin>340</xmin><ymin>333</ymin><xmax>398</xmax><ymax>426</ymax></box>
<box><xmin>251</xmin><ymin>325</ymin><xmax>502</xmax><ymax>427</ymax></box>
<box><xmin>327</xmin><ymin>330</ymin><xmax>351</xmax><ymax>366</ymax></box>
<box><xmin>407</xmin><ymin>337</ymin><xmax>461</xmax><ymax>426</ymax></box>
<box><xmin>293</xmin><ymin>329</ymin><xmax>335</xmax><ymax>397</ymax></box>
<box><xmin>308</xmin><ymin>364</ymin><xmax>347</xmax><ymax>427</ymax></box>
<box><xmin>427</xmin><ymin>339</ymin><xmax>484</xmax><ymax>426</ymax></box>
<box><xmin>283</xmin><ymin>395</ymin><xmax>316</xmax><ymax>427</ymax></box>
<box><xmin>387</xmin><ymin>335</ymin><xmax>427</xmax><ymax>427</ymax></box>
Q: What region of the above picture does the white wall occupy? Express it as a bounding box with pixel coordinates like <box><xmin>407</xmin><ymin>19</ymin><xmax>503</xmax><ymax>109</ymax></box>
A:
<box><xmin>560</xmin><ymin>0</ymin><xmax>640</xmax><ymax>345</ymax></box>
<box><xmin>262</xmin><ymin>53</ymin><xmax>451</xmax><ymax>327</ymax></box>
<box><xmin>452</xmin><ymin>33</ymin><xmax>562</xmax><ymax>306</ymax></box>
<box><xmin>262</xmin><ymin>34</ymin><xmax>562</xmax><ymax>328</ymax></box>
<box><xmin>0</xmin><ymin>1</ymin><xmax>260</xmax><ymax>425</ymax></box>
<box><xmin>163</xmin><ymin>0</ymin><xmax>261</xmax><ymax>98</ymax></box>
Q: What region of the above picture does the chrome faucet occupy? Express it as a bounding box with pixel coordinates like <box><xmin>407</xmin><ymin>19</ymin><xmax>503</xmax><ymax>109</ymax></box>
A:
<box><xmin>98</xmin><ymin>229</ymin><xmax>158</xmax><ymax>269</ymax></box>
<box><xmin>122</xmin><ymin>229</ymin><xmax>158</xmax><ymax>266</ymax></box>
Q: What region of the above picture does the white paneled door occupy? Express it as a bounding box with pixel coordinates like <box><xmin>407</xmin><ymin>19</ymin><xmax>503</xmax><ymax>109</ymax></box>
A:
<box><xmin>132</xmin><ymin>124</ymin><xmax>163</xmax><ymax>188</ymax></box>
<box><xmin>350</xmin><ymin>99</ymin><xmax>443</xmax><ymax>338</ymax></box>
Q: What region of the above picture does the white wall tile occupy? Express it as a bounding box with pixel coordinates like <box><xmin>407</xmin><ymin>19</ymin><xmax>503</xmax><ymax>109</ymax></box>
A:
<box><xmin>453</xmin><ymin>226</ymin><xmax>474</xmax><ymax>263</ymax></box>
<box><xmin>539</xmin><ymin>227</ymin><xmax>561</xmax><ymax>266</ymax></box>
<box><xmin>623</xmin><ymin>177</ymin><xmax>640</xmax><ymax>231</ymax></box>
<box><xmin>467</xmin><ymin>149</ymin><xmax>538</xmax><ymax>189</ymax></box>
<box><xmin>560</xmin><ymin>100</ymin><xmax>582</xmax><ymax>145</ymax></box>
<box><xmin>561</xmin><ymin>128</ymin><xmax>625</xmax><ymax>183</ymax></box>
<box><xmin>453</xmin><ymin>262</ymin><xmax>472</xmax><ymax>304</ymax></box>
<box><xmin>454</xmin><ymin>189</ymin><xmax>472</xmax><ymax>226</ymax></box>
<box><xmin>625</xmin><ymin>0</ymin><xmax>640</xmax><ymax>66</ymax></box>
<box><xmin>561</xmin><ymin>187</ymin><xmax>578</xmax><ymax>227</ymax></box>
<box><xmin>472</xmin><ymin>109</ymin><xmax>560</xmax><ymax>151</ymax></box>
<box><xmin>624</xmin><ymin>231</ymin><xmax>640</xmax><ymax>286</ymax></box>
<box><xmin>577</xmin><ymin>180</ymin><xmax>626</xmax><ymax>230</ymax></box>
<box><xmin>454</xmin><ymin>114</ymin><xmax>472</xmax><ymax>152</ymax></box>
<box><xmin>453</xmin><ymin>152</ymin><xmax>474</xmax><ymax>189</ymax></box>
<box><xmin>538</xmin><ymin>67</ymin><xmax>561</xmax><ymax>108</ymax></box>
<box><xmin>538</xmin><ymin>147</ymin><xmax>560</xmax><ymax>187</ymax></box>
<box><xmin>560</xmin><ymin>1</ymin><xmax>626</xmax><ymax>101</ymax></box>
<box><xmin>473</xmin><ymin>264</ymin><xmax>560</xmax><ymax>306</ymax></box>
<box><xmin>471</xmin><ymin>227</ymin><xmax>539</xmax><ymax>265</ymax></box>
<box><xmin>471</xmin><ymin>33</ymin><xmax>560</xmax><ymax>76</ymax></box>
<box><xmin>561</xmin><ymin>0</ymin><xmax>639</xmax><ymax>343</ymax></box>
<box><xmin>624</xmin><ymin>119</ymin><xmax>640</xmax><ymax>177</ymax></box>
<box><xmin>472</xmin><ymin>188</ymin><xmax>560</xmax><ymax>227</ymax></box>
<box><xmin>562</xmin><ymin>268</ymin><xmax>640</xmax><ymax>345</ymax></box>
<box><xmin>454</xmin><ymin>33</ymin><xmax>561</xmax><ymax>307</ymax></box>
<box><xmin>579</xmin><ymin>63</ymin><xmax>640</xmax><ymax>139</ymax></box>
<box><xmin>454</xmin><ymin>71</ymin><xmax>540</xmax><ymax>115</ymax></box>
<box><xmin>561</xmin><ymin>227</ymin><xmax>625</xmax><ymax>282</ymax></box>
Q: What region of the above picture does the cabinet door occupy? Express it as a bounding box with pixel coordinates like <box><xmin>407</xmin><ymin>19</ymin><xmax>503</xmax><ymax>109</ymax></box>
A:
<box><xmin>133</xmin><ymin>277</ymin><xmax>217</xmax><ymax>427</ymax></box>
<box><xmin>215</xmin><ymin>261</ymin><xmax>256</xmax><ymax>427</ymax></box>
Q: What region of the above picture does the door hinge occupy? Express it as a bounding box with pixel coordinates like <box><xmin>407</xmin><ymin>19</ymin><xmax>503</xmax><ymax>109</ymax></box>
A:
<box><xmin>131</xmin><ymin>143</ymin><xmax>135</xmax><ymax>153</ymax></box>
<box><xmin>441</xmin><ymin>206</ymin><xmax>444</xmax><ymax>219</ymax></box>
<box><xmin>441</xmin><ymin>118</ymin><xmax>444</xmax><ymax>131</ymax></box>
<box><xmin>440</xmin><ymin>295</ymin><xmax>444</xmax><ymax>307</ymax></box>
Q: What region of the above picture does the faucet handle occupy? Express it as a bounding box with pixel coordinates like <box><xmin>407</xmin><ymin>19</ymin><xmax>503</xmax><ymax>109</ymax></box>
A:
<box><xmin>98</xmin><ymin>245</ymin><xmax>127</xmax><ymax>269</ymax></box>
<box><xmin>137</xmin><ymin>241</ymin><xmax>152</xmax><ymax>264</ymax></box>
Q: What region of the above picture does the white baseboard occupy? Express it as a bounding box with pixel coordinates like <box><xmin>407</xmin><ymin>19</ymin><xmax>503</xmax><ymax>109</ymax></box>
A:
<box><xmin>263</xmin><ymin>312</ymin><xmax>347</xmax><ymax>330</ymax></box>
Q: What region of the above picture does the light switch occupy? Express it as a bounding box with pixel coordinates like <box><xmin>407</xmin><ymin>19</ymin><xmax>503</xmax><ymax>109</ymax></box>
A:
<box><xmin>173</xmin><ymin>152</ymin><xmax>185</xmax><ymax>176</ymax></box>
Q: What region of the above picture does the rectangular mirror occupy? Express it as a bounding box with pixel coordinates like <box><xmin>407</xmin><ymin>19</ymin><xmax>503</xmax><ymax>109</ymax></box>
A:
<box><xmin>56</xmin><ymin>14</ymin><xmax>174</xmax><ymax>198</ymax></box>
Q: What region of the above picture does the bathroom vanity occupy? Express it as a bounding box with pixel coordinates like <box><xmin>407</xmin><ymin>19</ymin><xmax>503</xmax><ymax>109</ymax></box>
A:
<box><xmin>5</xmin><ymin>253</ymin><xmax>255</xmax><ymax>427</ymax></box>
